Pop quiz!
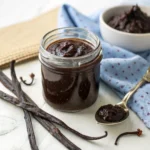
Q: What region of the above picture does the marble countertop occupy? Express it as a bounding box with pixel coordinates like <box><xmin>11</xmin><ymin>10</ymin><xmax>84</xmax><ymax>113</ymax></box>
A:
<box><xmin>0</xmin><ymin>0</ymin><xmax>150</xmax><ymax>150</ymax></box>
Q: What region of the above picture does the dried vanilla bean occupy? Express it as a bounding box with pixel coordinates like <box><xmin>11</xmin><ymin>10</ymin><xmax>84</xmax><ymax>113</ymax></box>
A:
<box><xmin>0</xmin><ymin>91</ymin><xmax>80</xmax><ymax>150</ymax></box>
<box><xmin>0</xmin><ymin>68</ymin><xmax>108</xmax><ymax>140</ymax></box>
<box><xmin>10</xmin><ymin>61</ymin><xmax>39</xmax><ymax>150</ymax></box>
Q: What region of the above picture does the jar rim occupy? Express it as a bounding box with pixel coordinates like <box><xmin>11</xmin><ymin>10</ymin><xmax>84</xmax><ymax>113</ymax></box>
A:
<box><xmin>40</xmin><ymin>27</ymin><xmax>101</xmax><ymax>59</ymax></box>
<box><xmin>39</xmin><ymin>27</ymin><xmax>102</xmax><ymax>68</ymax></box>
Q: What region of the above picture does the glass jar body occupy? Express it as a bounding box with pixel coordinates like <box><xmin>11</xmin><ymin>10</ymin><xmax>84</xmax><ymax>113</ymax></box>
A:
<box><xmin>39</xmin><ymin>27</ymin><xmax>102</xmax><ymax>112</ymax></box>
<box><xmin>41</xmin><ymin>55</ymin><xmax>101</xmax><ymax>111</ymax></box>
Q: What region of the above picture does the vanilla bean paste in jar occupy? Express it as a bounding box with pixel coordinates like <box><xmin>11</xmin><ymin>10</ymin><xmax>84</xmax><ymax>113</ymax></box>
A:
<box><xmin>39</xmin><ymin>28</ymin><xmax>102</xmax><ymax>112</ymax></box>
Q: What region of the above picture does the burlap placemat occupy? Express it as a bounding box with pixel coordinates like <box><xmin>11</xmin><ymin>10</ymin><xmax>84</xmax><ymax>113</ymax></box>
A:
<box><xmin>0</xmin><ymin>7</ymin><xmax>59</xmax><ymax>69</ymax></box>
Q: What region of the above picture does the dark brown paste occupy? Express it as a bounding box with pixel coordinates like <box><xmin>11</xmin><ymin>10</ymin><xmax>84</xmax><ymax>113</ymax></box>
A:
<box><xmin>97</xmin><ymin>104</ymin><xmax>126</xmax><ymax>122</ymax></box>
<box><xmin>41</xmin><ymin>38</ymin><xmax>102</xmax><ymax>111</ymax></box>
<box><xmin>108</xmin><ymin>5</ymin><xmax>150</xmax><ymax>33</ymax></box>
<box><xmin>46</xmin><ymin>39</ymin><xmax>93</xmax><ymax>57</ymax></box>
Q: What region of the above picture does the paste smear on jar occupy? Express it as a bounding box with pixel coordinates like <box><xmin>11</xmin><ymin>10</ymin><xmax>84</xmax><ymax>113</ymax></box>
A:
<box><xmin>108</xmin><ymin>5</ymin><xmax>150</xmax><ymax>33</ymax></box>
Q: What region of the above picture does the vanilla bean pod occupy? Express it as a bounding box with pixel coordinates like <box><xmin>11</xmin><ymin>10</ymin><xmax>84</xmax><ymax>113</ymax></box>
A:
<box><xmin>34</xmin><ymin>116</ymin><xmax>80</xmax><ymax>150</ymax></box>
<box><xmin>11</xmin><ymin>61</ymin><xmax>80</xmax><ymax>150</ymax></box>
<box><xmin>10</xmin><ymin>61</ymin><xmax>38</xmax><ymax>150</ymax></box>
<box><xmin>0</xmin><ymin>69</ymin><xmax>108</xmax><ymax>140</ymax></box>
<box><xmin>0</xmin><ymin>91</ymin><xmax>80</xmax><ymax>150</ymax></box>
<box><xmin>24</xmin><ymin>111</ymin><xmax>39</xmax><ymax>150</ymax></box>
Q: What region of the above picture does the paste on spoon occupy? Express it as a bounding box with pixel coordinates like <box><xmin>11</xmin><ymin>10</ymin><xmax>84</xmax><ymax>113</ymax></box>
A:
<box><xmin>97</xmin><ymin>104</ymin><xmax>126</xmax><ymax>122</ymax></box>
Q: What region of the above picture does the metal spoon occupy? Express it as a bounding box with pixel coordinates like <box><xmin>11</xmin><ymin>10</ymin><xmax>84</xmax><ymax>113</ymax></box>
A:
<box><xmin>95</xmin><ymin>67</ymin><xmax>150</xmax><ymax>125</ymax></box>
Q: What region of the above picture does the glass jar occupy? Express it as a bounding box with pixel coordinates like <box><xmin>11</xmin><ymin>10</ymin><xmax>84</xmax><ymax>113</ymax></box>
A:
<box><xmin>39</xmin><ymin>27</ymin><xmax>102</xmax><ymax>112</ymax></box>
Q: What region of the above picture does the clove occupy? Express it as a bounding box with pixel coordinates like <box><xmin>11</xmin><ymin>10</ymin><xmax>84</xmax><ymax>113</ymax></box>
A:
<box><xmin>115</xmin><ymin>129</ymin><xmax>142</xmax><ymax>145</ymax></box>
<box><xmin>20</xmin><ymin>73</ymin><xmax>35</xmax><ymax>86</ymax></box>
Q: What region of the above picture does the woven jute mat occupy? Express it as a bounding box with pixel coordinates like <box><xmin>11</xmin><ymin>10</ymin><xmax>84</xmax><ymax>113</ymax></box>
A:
<box><xmin>0</xmin><ymin>7</ymin><xmax>59</xmax><ymax>69</ymax></box>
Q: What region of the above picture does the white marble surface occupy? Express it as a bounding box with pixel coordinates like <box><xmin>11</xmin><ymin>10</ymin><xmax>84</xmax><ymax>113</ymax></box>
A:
<box><xmin>0</xmin><ymin>0</ymin><xmax>150</xmax><ymax>150</ymax></box>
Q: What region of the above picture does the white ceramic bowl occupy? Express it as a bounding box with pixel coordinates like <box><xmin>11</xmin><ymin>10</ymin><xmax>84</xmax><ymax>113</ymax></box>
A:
<box><xmin>100</xmin><ymin>5</ymin><xmax>150</xmax><ymax>52</ymax></box>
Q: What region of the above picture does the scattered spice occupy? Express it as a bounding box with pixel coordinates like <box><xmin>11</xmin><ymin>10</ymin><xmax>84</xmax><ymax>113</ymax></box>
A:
<box><xmin>115</xmin><ymin>129</ymin><xmax>142</xmax><ymax>145</ymax></box>
<box><xmin>20</xmin><ymin>73</ymin><xmax>35</xmax><ymax>86</ymax></box>
<box><xmin>108</xmin><ymin>5</ymin><xmax>150</xmax><ymax>33</ymax></box>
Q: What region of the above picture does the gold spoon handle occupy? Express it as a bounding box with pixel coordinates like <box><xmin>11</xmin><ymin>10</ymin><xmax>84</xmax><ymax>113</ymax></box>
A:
<box><xmin>122</xmin><ymin>67</ymin><xmax>150</xmax><ymax>104</ymax></box>
<box><xmin>122</xmin><ymin>79</ymin><xmax>146</xmax><ymax>104</ymax></box>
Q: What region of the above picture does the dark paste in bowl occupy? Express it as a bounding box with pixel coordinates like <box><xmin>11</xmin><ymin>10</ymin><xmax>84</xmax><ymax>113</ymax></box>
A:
<box><xmin>108</xmin><ymin>5</ymin><xmax>150</xmax><ymax>33</ymax></box>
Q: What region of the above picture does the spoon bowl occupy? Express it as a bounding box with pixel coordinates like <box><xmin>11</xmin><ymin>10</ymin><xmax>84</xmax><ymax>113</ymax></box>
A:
<box><xmin>95</xmin><ymin>67</ymin><xmax>150</xmax><ymax>125</ymax></box>
<box><xmin>95</xmin><ymin>106</ymin><xmax>129</xmax><ymax>125</ymax></box>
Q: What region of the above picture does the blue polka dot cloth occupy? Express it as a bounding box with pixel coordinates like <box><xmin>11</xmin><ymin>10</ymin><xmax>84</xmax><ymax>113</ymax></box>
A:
<box><xmin>58</xmin><ymin>4</ymin><xmax>150</xmax><ymax>128</ymax></box>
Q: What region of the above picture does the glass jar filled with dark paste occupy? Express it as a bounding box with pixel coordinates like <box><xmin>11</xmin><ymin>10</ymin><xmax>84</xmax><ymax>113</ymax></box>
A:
<box><xmin>39</xmin><ymin>27</ymin><xmax>102</xmax><ymax>112</ymax></box>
